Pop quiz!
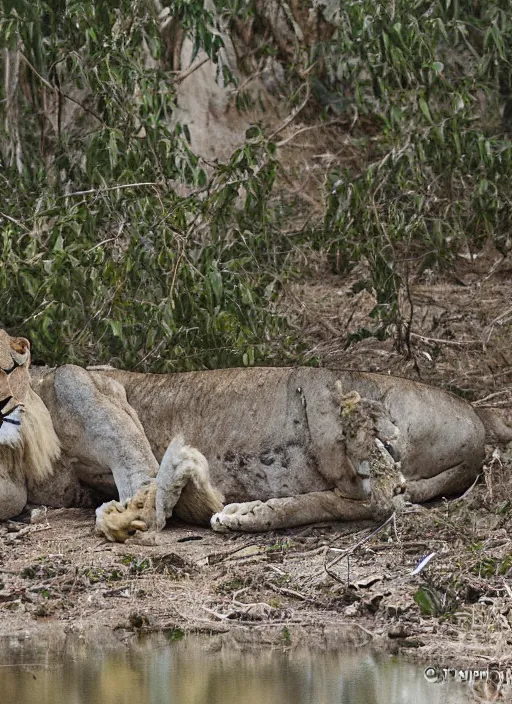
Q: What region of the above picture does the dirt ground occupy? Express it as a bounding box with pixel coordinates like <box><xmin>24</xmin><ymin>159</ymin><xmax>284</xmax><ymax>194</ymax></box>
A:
<box><xmin>1</xmin><ymin>248</ymin><xmax>512</xmax><ymax>676</ymax></box>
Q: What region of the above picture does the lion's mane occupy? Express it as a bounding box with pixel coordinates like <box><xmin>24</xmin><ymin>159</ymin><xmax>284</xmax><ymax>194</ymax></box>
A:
<box><xmin>0</xmin><ymin>388</ymin><xmax>60</xmax><ymax>484</ymax></box>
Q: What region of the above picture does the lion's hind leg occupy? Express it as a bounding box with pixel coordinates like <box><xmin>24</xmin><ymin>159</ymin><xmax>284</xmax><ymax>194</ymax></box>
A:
<box><xmin>211</xmin><ymin>490</ymin><xmax>374</xmax><ymax>533</ymax></box>
<box><xmin>405</xmin><ymin>461</ymin><xmax>480</xmax><ymax>504</ymax></box>
<box><xmin>95</xmin><ymin>436</ymin><xmax>223</xmax><ymax>540</ymax></box>
<box><xmin>156</xmin><ymin>435</ymin><xmax>224</xmax><ymax>527</ymax></box>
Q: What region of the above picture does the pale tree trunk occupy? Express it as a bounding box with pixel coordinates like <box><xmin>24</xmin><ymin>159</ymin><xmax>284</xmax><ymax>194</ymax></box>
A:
<box><xmin>2</xmin><ymin>46</ymin><xmax>23</xmax><ymax>173</ymax></box>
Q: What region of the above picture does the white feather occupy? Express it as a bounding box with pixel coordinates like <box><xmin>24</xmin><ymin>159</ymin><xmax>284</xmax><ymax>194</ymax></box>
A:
<box><xmin>411</xmin><ymin>552</ymin><xmax>437</xmax><ymax>575</ymax></box>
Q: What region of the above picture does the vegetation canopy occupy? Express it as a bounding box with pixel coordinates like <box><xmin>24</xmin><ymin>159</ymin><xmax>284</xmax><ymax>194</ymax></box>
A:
<box><xmin>1</xmin><ymin>0</ymin><xmax>510</xmax><ymax>369</ymax></box>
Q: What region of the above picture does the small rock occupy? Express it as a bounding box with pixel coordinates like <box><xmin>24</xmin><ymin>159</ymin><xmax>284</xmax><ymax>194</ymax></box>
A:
<box><xmin>364</xmin><ymin>592</ymin><xmax>384</xmax><ymax>613</ymax></box>
<box><xmin>344</xmin><ymin>604</ymin><xmax>359</xmax><ymax>617</ymax></box>
<box><xmin>388</xmin><ymin>623</ymin><xmax>409</xmax><ymax>639</ymax></box>
<box><xmin>350</xmin><ymin>576</ymin><xmax>383</xmax><ymax>589</ymax></box>
<box><xmin>400</xmin><ymin>639</ymin><xmax>424</xmax><ymax>648</ymax></box>
<box><xmin>385</xmin><ymin>603</ymin><xmax>404</xmax><ymax>617</ymax></box>
<box><xmin>30</xmin><ymin>508</ymin><xmax>48</xmax><ymax>524</ymax></box>
<box><xmin>128</xmin><ymin>612</ymin><xmax>150</xmax><ymax>629</ymax></box>
<box><xmin>388</xmin><ymin>641</ymin><xmax>400</xmax><ymax>655</ymax></box>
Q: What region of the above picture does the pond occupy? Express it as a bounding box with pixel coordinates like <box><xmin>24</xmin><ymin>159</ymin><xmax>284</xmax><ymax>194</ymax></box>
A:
<box><xmin>0</xmin><ymin>632</ymin><xmax>494</xmax><ymax>703</ymax></box>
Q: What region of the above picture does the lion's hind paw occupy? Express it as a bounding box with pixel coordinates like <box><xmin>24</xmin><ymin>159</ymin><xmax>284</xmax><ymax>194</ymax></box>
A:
<box><xmin>211</xmin><ymin>500</ymin><xmax>266</xmax><ymax>533</ymax></box>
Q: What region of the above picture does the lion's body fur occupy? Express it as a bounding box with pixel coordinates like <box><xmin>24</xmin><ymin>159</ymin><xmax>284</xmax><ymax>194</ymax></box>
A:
<box><xmin>93</xmin><ymin>366</ymin><xmax>487</xmax><ymax>499</ymax></box>
<box><xmin>0</xmin><ymin>328</ymin><xmax>508</xmax><ymax>537</ymax></box>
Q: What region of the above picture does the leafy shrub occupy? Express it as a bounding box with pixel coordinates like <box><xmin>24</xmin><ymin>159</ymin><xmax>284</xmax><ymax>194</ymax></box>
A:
<box><xmin>321</xmin><ymin>0</ymin><xmax>512</xmax><ymax>331</ymax></box>
<box><xmin>1</xmin><ymin>0</ymin><xmax>511</xmax><ymax>364</ymax></box>
<box><xmin>0</xmin><ymin>0</ymin><xmax>302</xmax><ymax>369</ymax></box>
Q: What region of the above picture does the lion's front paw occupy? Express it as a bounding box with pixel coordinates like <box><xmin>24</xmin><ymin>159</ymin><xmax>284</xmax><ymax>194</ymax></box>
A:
<box><xmin>211</xmin><ymin>500</ymin><xmax>266</xmax><ymax>533</ymax></box>
<box><xmin>95</xmin><ymin>483</ymin><xmax>157</xmax><ymax>542</ymax></box>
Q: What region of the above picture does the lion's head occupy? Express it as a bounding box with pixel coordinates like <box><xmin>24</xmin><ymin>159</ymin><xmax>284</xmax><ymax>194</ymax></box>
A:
<box><xmin>0</xmin><ymin>330</ymin><xmax>31</xmax><ymax>448</ymax></box>
<box><xmin>0</xmin><ymin>329</ymin><xmax>60</xmax><ymax>484</ymax></box>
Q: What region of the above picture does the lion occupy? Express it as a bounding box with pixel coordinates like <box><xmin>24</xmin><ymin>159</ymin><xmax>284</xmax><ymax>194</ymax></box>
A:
<box><xmin>0</xmin><ymin>330</ymin><xmax>60</xmax><ymax>519</ymax></box>
<box><xmin>0</xmin><ymin>327</ymin><xmax>505</xmax><ymax>542</ymax></box>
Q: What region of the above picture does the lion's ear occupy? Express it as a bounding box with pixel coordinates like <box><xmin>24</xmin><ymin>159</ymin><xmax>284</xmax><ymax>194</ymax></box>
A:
<box><xmin>10</xmin><ymin>337</ymin><xmax>31</xmax><ymax>367</ymax></box>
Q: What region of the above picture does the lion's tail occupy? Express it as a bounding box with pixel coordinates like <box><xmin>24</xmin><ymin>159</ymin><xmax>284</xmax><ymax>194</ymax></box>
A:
<box><xmin>158</xmin><ymin>434</ymin><xmax>224</xmax><ymax>526</ymax></box>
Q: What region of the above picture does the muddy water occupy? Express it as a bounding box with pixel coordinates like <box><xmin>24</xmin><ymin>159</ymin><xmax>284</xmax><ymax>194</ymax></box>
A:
<box><xmin>0</xmin><ymin>633</ymin><xmax>477</xmax><ymax>704</ymax></box>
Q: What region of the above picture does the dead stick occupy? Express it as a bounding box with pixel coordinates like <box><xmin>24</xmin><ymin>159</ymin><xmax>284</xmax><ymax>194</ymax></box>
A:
<box><xmin>324</xmin><ymin>513</ymin><xmax>395</xmax><ymax>579</ymax></box>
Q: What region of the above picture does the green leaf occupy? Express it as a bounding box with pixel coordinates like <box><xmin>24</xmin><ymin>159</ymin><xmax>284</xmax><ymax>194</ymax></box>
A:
<box><xmin>413</xmin><ymin>587</ymin><xmax>439</xmax><ymax>616</ymax></box>
<box><xmin>53</xmin><ymin>235</ymin><xmax>64</xmax><ymax>253</ymax></box>
<box><xmin>106</xmin><ymin>320</ymin><xmax>123</xmax><ymax>338</ymax></box>
<box><xmin>418</xmin><ymin>98</ymin><xmax>433</xmax><ymax>124</ymax></box>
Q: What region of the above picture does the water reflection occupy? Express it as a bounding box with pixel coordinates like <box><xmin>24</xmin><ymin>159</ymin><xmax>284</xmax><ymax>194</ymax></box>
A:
<box><xmin>0</xmin><ymin>633</ymin><xmax>477</xmax><ymax>704</ymax></box>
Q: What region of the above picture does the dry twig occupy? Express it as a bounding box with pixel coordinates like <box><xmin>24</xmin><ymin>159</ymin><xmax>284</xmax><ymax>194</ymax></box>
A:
<box><xmin>323</xmin><ymin>513</ymin><xmax>396</xmax><ymax>582</ymax></box>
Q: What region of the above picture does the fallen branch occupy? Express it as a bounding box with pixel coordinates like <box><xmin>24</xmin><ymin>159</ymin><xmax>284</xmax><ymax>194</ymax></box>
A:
<box><xmin>4</xmin><ymin>524</ymin><xmax>51</xmax><ymax>543</ymax></box>
<box><xmin>172</xmin><ymin>56</ymin><xmax>210</xmax><ymax>83</ymax></box>
<box><xmin>451</xmin><ymin>473</ymin><xmax>481</xmax><ymax>503</ymax></box>
<box><xmin>473</xmin><ymin>388</ymin><xmax>512</xmax><ymax>406</ymax></box>
<box><xmin>323</xmin><ymin>513</ymin><xmax>395</xmax><ymax>582</ymax></box>
<box><xmin>276</xmin><ymin>119</ymin><xmax>349</xmax><ymax>148</ymax></box>
<box><xmin>265</xmin><ymin>581</ymin><xmax>320</xmax><ymax>605</ymax></box>
<box><xmin>0</xmin><ymin>211</ymin><xmax>30</xmax><ymax>231</ymax></box>
<box><xmin>204</xmin><ymin>541</ymin><xmax>262</xmax><ymax>565</ymax></box>
<box><xmin>201</xmin><ymin>605</ymin><xmax>232</xmax><ymax>621</ymax></box>
<box><xmin>409</xmin><ymin>332</ymin><xmax>482</xmax><ymax>349</ymax></box>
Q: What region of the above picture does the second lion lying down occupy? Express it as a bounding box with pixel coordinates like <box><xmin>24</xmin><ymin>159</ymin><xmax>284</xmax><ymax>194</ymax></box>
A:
<box><xmin>0</xmin><ymin>328</ymin><xmax>499</xmax><ymax>542</ymax></box>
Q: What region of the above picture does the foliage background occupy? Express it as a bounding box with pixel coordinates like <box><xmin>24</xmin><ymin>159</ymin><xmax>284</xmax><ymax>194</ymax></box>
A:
<box><xmin>1</xmin><ymin>0</ymin><xmax>511</xmax><ymax>371</ymax></box>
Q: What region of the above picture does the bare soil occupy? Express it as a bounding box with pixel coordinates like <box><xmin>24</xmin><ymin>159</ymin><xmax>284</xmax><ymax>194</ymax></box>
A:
<box><xmin>1</xmin><ymin>249</ymin><xmax>512</xmax><ymax>671</ymax></box>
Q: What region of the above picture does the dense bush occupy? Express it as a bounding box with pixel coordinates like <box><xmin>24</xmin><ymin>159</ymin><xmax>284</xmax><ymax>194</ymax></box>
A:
<box><xmin>320</xmin><ymin>0</ymin><xmax>512</xmax><ymax>329</ymax></box>
<box><xmin>1</xmin><ymin>0</ymin><xmax>511</xmax><ymax>367</ymax></box>
<box><xmin>0</xmin><ymin>0</ymin><xmax>300</xmax><ymax>369</ymax></box>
